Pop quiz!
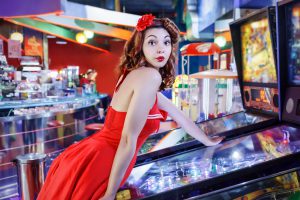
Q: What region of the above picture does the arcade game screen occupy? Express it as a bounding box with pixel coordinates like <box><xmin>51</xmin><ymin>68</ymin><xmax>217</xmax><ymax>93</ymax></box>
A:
<box><xmin>241</xmin><ymin>17</ymin><xmax>277</xmax><ymax>83</ymax></box>
<box><xmin>287</xmin><ymin>2</ymin><xmax>300</xmax><ymax>85</ymax></box>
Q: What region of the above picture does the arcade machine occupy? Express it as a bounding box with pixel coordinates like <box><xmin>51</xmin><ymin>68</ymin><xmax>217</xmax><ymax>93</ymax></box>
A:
<box><xmin>277</xmin><ymin>0</ymin><xmax>300</xmax><ymax>128</ymax></box>
<box><xmin>136</xmin><ymin>6</ymin><xmax>280</xmax><ymax>165</ymax></box>
<box><xmin>182</xmin><ymin>1</ymin><xmax>300</xmax><ymax>199</ymax></box>
<box><xmin>116</xmin><ymin>7</ymin><xmax>300</xmax><ymax>199</ymax></box>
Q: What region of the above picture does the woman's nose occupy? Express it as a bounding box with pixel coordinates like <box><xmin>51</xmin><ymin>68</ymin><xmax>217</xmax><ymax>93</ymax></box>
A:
<box><xmin>157</xmin><ymin>42</ymin><xmax>165</xmax><ymax>54</ymax></box>
<box><xmin>157</xmin><ymin>48</ymin><xmax>164</xmax><ymax>54</ymax></box>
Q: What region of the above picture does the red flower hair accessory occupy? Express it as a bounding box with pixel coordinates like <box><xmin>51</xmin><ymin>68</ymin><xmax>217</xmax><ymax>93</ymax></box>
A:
<box><xmin>136</xmin><ymin>14</ymin><xmax>155</xmax><ymax>32</ymax></box>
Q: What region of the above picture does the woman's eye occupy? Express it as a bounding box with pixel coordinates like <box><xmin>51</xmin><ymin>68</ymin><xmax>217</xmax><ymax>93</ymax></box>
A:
<box><xmin>148</xmin><ymin>40</ymin><xmax>156</xmax><ymax>45</ymax></box>
<box><xmin>164</xmin><ymin>41</ymin><xmax>171</xmax><ymax>45</ymax></box>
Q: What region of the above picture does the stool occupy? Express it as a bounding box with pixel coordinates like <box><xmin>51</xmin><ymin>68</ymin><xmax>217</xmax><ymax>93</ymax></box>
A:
<box><xmin>85</xmin><ymin>123</ymin><xmax>104</xmax><ymax>136</ymax></box>
<box><xmin>47</xmin><ymin>120</ymin><xmax>64</xmax><ymax>127</ymax></box>
<box><xmin>46</xmin><ymin>120</ymin><xmax>64</xmax><ymax>147</ymax></box>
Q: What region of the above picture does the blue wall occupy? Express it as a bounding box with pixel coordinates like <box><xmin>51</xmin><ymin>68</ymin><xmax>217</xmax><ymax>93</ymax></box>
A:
<box><xmin>234</xmin><ymin>0</ymin><xmax>275</xmax><ymax>9</ymax></box>
<box><xmin>197</xmin><ymin>0</ymin><xmax>234</xmax><ymax>32</ymax></box>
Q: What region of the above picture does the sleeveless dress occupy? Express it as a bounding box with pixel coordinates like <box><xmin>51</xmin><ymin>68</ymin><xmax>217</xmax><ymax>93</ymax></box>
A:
<box><xmin>37</xmin><ymin>71</ymin><xmax>168</xmax><ymax>200</ymax></box>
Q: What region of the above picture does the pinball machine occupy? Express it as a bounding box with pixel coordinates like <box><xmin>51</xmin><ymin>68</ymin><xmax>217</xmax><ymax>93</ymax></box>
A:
<box><xmin>187</xmin><ymin>3</ymin><xmax>300</xmax><ymax>199</ymax></box>
<box><xmin>116</xmin><ymin>5</ymin><xmax>300</xmax><ymax>199</ymax></box>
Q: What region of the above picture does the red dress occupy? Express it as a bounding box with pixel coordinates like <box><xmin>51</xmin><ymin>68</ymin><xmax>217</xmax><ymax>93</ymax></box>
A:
<box><xmin>37</xmin><ymin>72</ymin><xmax>168</xmax><ymax>200</ymax></box>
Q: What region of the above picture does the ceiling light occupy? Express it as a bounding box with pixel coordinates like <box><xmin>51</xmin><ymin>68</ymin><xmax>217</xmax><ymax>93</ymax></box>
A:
<box><xmin>83</xmin><ymin>30</ymin><xmax>94</xmax><ymax>39</ymax></box>
<box><xmin>56</xmin><ymin>40</ymin><xmax>67</xmax><ymax>45</ymax></box>
<box><xmin>10</xmin><ymin>32</ymin><xmax>24</xmax><ymax>43</ymax></box>
<box><xmin>76</xmin><ymin>32</ymin><xmax>87</xmax><ymax>44</ymax></box>
<box><xmin>47</xmin><ymin>35</ymin><xmax>56</xmax><ymax>38</ymax></box>
<box><xmin>214</xmin><ymin>36</ymin><xmax>226</xmax><ymax>48</ymax></box>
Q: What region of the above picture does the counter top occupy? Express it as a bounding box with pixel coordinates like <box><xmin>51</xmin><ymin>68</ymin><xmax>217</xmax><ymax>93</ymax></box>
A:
<box><xmin>0</xmin><ymin>94</ymin><xmax>108</xmax><ymax>121</ymax></box>
<box><xmin>0</xmin><ymin>94</ymin><xmax>108</xmax><ymax>110</ymax></box>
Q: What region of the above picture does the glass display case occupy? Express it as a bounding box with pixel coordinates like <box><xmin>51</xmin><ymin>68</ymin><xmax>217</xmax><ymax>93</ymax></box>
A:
<box><xmin>190</xmin><ymin>69</ymin><xmax>242</xmax><ymax>121</ymax></box>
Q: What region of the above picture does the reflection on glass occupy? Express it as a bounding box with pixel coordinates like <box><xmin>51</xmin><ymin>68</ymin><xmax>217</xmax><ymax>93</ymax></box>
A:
<box><xmin>138</xmin><ymin>112</ymin><xmax>271</xmax><ymax>155</ymax></box>
<box><xmin>125</xmin><ymin>125</ymin><xmax>300</xmax><ymax>198</ymax></box>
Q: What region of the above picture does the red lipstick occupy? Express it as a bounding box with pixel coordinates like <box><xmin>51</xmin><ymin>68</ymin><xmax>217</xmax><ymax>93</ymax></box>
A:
<box><xmin>156</xmin><ymin>56</ymin><xmax>165</xmax><ymax>62</ymax></box>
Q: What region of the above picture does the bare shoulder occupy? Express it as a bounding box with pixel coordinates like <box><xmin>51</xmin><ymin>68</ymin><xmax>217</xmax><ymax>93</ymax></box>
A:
<box><xmin>130</xmin><ymin>67</ymin><xmax>162</xmax><ymax>87</ymax></box>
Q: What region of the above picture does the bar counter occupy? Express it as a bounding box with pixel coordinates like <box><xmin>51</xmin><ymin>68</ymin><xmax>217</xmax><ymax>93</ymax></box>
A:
<box><xmin>0</xmin><ymin>94</ymin><xmax>108</xmax><ymax>198</ymax></box>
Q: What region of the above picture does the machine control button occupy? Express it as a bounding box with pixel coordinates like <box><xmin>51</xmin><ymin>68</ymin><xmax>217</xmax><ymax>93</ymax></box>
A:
<box><xmin>286</xmin><ymin>98</ymin><xmax>294</xmax><ymax>114</ymax></box>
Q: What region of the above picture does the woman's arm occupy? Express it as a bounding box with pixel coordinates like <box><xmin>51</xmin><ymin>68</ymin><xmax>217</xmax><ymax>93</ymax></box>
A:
<box><xmin>157</xmin><ymin>92</ymin><xmax>223</xmax><ymax>146</ymax></box>
<box><xmin>101</xmin><ymin>68</ymin><xmax>161</xmax><ymax>199</ymax></box>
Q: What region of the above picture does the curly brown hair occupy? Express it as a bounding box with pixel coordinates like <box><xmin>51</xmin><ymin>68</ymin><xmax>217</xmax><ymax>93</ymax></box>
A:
<box><xmin>117</xmin><ymin>18</ymin><xmax>180</xmax><ymax>90</ymax></box>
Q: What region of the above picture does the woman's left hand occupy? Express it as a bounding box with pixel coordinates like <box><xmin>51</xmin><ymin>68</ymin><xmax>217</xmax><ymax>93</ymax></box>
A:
<box><xmin>205</xmin><ymin>136</ymin><xmax>225</xmax><ymax>146</ymax></box>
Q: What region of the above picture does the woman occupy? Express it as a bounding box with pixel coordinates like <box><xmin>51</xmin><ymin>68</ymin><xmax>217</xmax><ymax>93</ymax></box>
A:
<box><xmin>38</xmin><ymin>14</ymin><xmax>223</xmax><ymax>200</ymax></box>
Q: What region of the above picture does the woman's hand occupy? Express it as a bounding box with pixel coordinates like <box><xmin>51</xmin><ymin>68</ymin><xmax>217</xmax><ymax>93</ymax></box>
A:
<box><xmin>157</xmin><ymin>93</ymin><xmax>226</xmax><ymax>147</ymax></box>
<box><xmin>204</xmin><ymin>136</ymin><xmax>225</xmax><ymax>146</ymax></box>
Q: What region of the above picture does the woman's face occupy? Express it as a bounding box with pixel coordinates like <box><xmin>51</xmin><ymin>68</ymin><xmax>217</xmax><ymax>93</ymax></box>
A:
<box><xmin>142</xmin><ymin>28</ymin><xmax>172</xmax><ymax>69</ymax></box>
